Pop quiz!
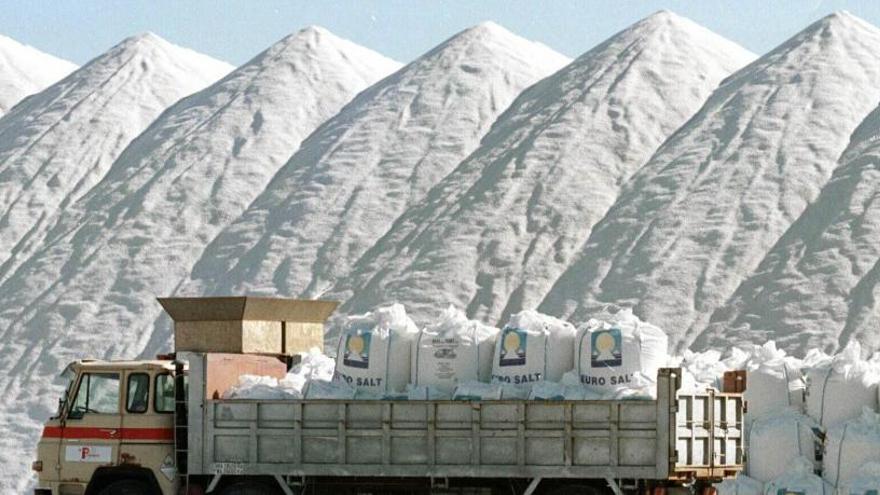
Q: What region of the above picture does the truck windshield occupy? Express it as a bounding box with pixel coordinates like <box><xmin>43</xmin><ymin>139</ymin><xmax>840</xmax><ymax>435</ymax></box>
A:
<box><xmin>53</xmin><ymin>366</ymin><xmax>77</xmax><ymax>419</ymax></box>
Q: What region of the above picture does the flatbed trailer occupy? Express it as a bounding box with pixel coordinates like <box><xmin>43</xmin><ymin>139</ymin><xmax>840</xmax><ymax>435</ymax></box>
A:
<box><xmin>181</xmin><ymin>352</ymin><xmax>744</xmax><ymax>494</ymax></box>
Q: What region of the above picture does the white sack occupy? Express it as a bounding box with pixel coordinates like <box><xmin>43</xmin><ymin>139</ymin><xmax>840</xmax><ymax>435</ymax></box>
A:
<box><xmin>763</xmin><ymin>457</ymin><xmax>833</xmax><ymax>495</ymax></box>
<box><xmin>305</xmin><ymin>380</ymin><xmax>357</xmax><ymax>399</ymax></box>
<box><xmin>224</xmin><ymin>374</ymin><xmax>302</xmax><ymax>400</ymax></box>
<box><xmin>573</xmin><ymin>308</ymin><xmax>668</xmax><ymax>395</ymax></box>
<box><xmin>824</xmin><ymin>408</ymin><xmax>880</xmax><ymax>489</ymax></box>
<box><xmin>680</xmin><ymin>349</ymin><xmax>727</xmax><ymax>391</ymax></box>
<box><xmin>333</xmin><ymin>303</ymin><xmax>419</xmax><ymax>394</ymax></box>
<box><xmin>805</xmin><ymin>341</ymin><xmax>880</xmax><ymax>428</ymax></box>
<box><xmin>529</xmin><ymin>381</ymin><xmax>588</xmax><ymax>401</ymax></box>
<box><xmin>499</xmin><ymin>383</ymin><xmax>531</xmax><ymax>399</ymax></box>
<box><xmin>714</xmin><ymin>474</ymin><xmax>764</xmax><ymax>495</ymax></box>
<box><xmin>491</xmin><ymin>310</ymin><xmax>575</xmax><ymax>384</ymax></box>
<box><xmin>742</xmin><ymin>341</ymin><xmax>806</xmax><ymax>420</ymax></box>
<box><xmin>450</xmin><ymin>381</ymin><xmax>531</xmax><ymax>400</ymax></box>
<box><xmin>838</xmin><ymin>462</ymin><xmax>880</xmax><ymax>495</ymax></box>
<box><xmin>453</xmin><ymin>381</ymin><xmax>503</xmax><ymax>401</ymax></box>
<box><xmin>282</xmin><ymin>347</ymin><xmax>336</xmax><ymax>393</ymax></box>
<box><xmin>406</xmin><ymin>384</ymin><xmax>452</xmax><ymax>400</ymax></box>
<box><xmin>746</xmin><ymin>410</ymin><xmax>821</xmax><ymax>483</ymax></box>
<box><xmin>223</xmin><ymin>348</ymin><xmax>335</xmax><ymax>400</ymax></box>
<box><xmin>411</xmin><ymin>306</ymin><xmax>498</xmax><ymax>392</ymax></box>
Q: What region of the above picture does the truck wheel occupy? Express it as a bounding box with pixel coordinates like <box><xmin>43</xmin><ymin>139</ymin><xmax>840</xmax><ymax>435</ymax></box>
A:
<box><xmin>218</xmin><ymin>481</ymin><xmax>282</xmax><ymax>495</ymax></box>
<box><xmin>97</xmin><ymin>480</ymin><xmax>151</xmax><ymax>495</ymax></box>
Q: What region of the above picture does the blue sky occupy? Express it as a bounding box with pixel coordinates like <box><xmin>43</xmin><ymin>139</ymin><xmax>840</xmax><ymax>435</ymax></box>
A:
<box><xmin>2</xmin><ymin>1</ymin><xmax>879</xmax><ymax>66</ymax></box>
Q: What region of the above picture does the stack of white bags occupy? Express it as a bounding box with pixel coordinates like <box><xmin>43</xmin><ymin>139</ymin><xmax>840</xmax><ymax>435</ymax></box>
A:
<box><xmin>711</xmin><ymin>341</ymin><xmax>880</xmax><ymax>494</ymax></box>
<box><xmin>223</xmin><ymin>301</ymin><xmax>880</xmax><ymax>493</ymax></box>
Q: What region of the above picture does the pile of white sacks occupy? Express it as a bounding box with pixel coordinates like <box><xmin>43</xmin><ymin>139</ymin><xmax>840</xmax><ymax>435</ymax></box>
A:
<box><xmin>705</xmin><ymin>340</ymin><xmax>880</xmax><ymax>494</ymax></box>
<box><xmin>225</xmin><ymin>303</ymin><xmax>670</xmax><ymax>400</ymax></box>
<box><xmin>224</xmin><ymin>303</ymin><xmax>880</xmax><ymax>493</ymax></box>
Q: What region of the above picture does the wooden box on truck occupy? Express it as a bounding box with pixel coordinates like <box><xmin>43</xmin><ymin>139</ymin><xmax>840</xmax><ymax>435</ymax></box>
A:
<box><xmin>159</xmin><ymin>296</ymin><xmax>338</xmax><ymax>356</ymax></box>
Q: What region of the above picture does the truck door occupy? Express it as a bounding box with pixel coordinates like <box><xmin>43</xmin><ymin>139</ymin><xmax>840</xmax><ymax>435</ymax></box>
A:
<box><xmin>59</xmin><ymin>372</ymin><xmax>123</xmax><ymax>482</ymax></box>
<box><xmin>120</xmin><ymin>371</ymin><xmax>177</xmax><ymax>493</ymax></box>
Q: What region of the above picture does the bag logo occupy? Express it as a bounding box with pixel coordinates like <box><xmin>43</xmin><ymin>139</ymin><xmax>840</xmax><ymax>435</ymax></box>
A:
<box><xmin>434</xmin><ymin>348</ymin><xmax>457</xmax><ymax>359</ymax></box>
<box><xmin>343</xmin><ymin>330</ymin><xmax>371</xmax><ymax>369</ymax></box>
<box><xmin>591</xmin><ymin>328</ymin><xmax>622</xmax><ymax>368</ymax></box>
<box><xmin>499</xmin><ymin>327</ymin><xmax>527</xmax><ymax>367</ymax></box>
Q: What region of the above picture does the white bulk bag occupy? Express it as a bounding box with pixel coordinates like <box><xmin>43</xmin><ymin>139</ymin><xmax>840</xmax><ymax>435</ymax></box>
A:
<box><xmin>824</xmin><ymin>408</ymin><xmax>880</xmax><ymax>489</ymax></box>
<box><xmin>838</xmin><ymin>462</ymin><xmax>880</xmax><ymax>495</ymax></box>
<box><xmin>332</xmin><ymin>303</ymin><xmax>419</xmax><ymax>394</ymax></box>
<box><xmin>746</xmin><ymin>410</ymin><xmax>821</xmax><ymax>483</ymax></box>
<box><xmin>528</xmin><ymin>381</ymin><xmax>588</xmax><ymax>401</ymax></box>
<box><xmin>406</xmin><ymin>384</ymin><xmax>452</xmax><ymax>400</ymax></box>
<box><xmin>714</xmin><ymin>474</ymin><xmax>764</xmax><ymax>495</ymax></box>
<box><xmin>573</xmin><ymin>308</ymin><xmax>668</xmax><ymax>395</ymax></box>
<box><xmin>453</xmin><ymin>381</ymin><xmax>503</xmax><ymax>401</ymax></box>
<box><xmin>411</xmin><ymin>306</ymin><xmax>498</xmax><ymax>392</ymax></box>
<box><xmin>763</xmin><ymin>457</ymin><xmax>833</xmax><ymax>495</ymax></box>
<box><xmin>224</xmin><ymin>374</ymin><xmax>302</xmax><ymax>400</ymax></box>
<box><xmin>742</xmin><ymin>341</ymin><xmax>806</xmax><ymax>420</ymax></box>
<box><xmin>805</xmin><ymin>342</ymin><xmax>880</xmax><ymax>428</ymax></box>
<box><xmin>680</xmin><ymin>349</ymin><xmax>727</xmax><ymax>391</ymax></box>
<box><xmin>305</xmin><ymin>380</ymin><xmax>357</xmax><ymax>399</ymax></box>
<box><xmin>224</xmin><ymin>348</ymin><xmax>336</xmax><ymax>400</ymax></box>
<box><xmin>491</xmin><ymin>310</ymin><xmax>575</xmax><ymax>384</ymax></box>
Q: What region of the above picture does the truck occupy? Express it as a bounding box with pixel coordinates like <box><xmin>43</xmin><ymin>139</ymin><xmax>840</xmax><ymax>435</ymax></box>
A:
<box><xmin>32</xmin><ymin>297</ymin><xmax>744</xmax><ymax>495</ymax></box>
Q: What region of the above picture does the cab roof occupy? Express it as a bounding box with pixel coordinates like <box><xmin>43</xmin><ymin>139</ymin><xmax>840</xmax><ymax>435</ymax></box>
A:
<box><xmin>70</xmin><ymin>359</ymin><xmax>175</xmax><ymax>372</ymax></box>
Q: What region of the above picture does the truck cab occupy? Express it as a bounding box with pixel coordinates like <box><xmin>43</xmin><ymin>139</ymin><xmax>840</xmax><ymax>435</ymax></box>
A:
<box><xmin>34</xmin><ymin>359</ymin><xmax>179</xmax><ymax>495</ymax></box>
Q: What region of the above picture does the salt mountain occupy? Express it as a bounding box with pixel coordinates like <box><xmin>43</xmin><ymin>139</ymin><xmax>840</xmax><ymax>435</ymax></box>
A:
<box><xmin>0</xmin><ymin>28</ymin><xmax>397</xmax><ymax>495</ymax></box>
<box><xmin>702</xmin><ymin>104</ymin><xmax>880</xmax><ymax>354</ymax></box>
<box><xmin>0</xmin><ymin>26</ymin><xmax>399</xmax><ymax>360</ymax></box>
<box><xmin>0</xmin><ymin>34</ymin><xmax>76</xmax><ymax>114</ymax></box>
<box><xmin>0</xmin><ymin>33</ymin><xmax>232</xmax><ymax>281</ymax></box>
<box><xmin>185</xmin><ymin>22</ymin><xmax>570</xmax><ymax>303</ymax></box>
<box><xmin>335</xmin><ymin>11</ymin><xmax>755</xmax><ymax>325</ymax></box>
<box><xmin>539</xmin><ymin>11</ymin><xmax>880</xmax><ymax>353</ymax></box>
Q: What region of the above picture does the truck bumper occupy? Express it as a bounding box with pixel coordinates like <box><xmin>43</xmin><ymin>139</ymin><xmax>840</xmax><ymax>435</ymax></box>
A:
<box><xmin>34</xmin><ymin>482</ymin><xmax>86</xmax><ymax>495</ymax></box>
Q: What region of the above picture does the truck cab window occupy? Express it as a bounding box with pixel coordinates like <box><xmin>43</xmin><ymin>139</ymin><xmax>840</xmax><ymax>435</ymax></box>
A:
<box><xmin>71</xmin><ymin>373</ymin><xmax>120</xmax><ymax>416</ymax></box>
<box><xmin>126</xmin><ymin>373</ymin><xmax>150</xmax><ymax>413</ymax></box>
<box><xmin>155</xmin><ymin>373</ymin><xmax>175</xmax><ymax>413</ymax></box>
<box><xmin>53</xmin><ymin>366</ymin><xmax>77</xmax><ymax>419</ymax></box>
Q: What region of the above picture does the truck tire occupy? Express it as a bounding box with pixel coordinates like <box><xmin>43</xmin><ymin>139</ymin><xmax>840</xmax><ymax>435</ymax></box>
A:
<box><xmin>96</xmin><ymin>480</ymin><xmax>151</xmax><ymax>495</ymax></box>
<box><xmin>218</xmin><ymin>481</ymin><xmax>282</xmax><ymax>495</ymax></box>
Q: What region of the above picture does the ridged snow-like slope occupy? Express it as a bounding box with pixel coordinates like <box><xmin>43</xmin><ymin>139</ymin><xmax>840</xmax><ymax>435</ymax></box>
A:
<box><xmin>540</xmin><ymin>12</ymin><xmax>880</xmax><ymax>352</ymax></box>
<box><xmin>335</xmin><ymin>11</ymin><xmax>754</xmax><ymax>324</ymax></box>
<box><xmin>0</xmin><ymin>28</ymin><xmax>398</xmax><ymax>495</ymax></box>
<box><xmin>0</xmin><ymin>34</ymin><xmax>76</xmax><ymax>114</ymax></box>
<box><xmin>0</xmin><ymin>33</ymin><xmax>232</xmax><ymax>276</ymax></box>
<box><xmin>187</xmin><ymin>22</ymin><xmax>570</xmax><ymax>300</ymax></box>
<box><xmin>702</xmin><ymin>105</ymin><xmax>880</xmax><ymax>353</ymax></box>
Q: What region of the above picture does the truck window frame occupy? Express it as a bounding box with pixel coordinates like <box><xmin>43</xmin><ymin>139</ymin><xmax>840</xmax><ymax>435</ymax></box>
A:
<box><xmin>69</xmin><ymin>372</ymin><xmax>121</xmax><ymax>418</ymax></box>
<box><xmin>154</xmin><ymin>373</ymin><xmax>174</xmax><ymax>414</ymax></box>
<box><xmin>126</xmin><ymin>372</ymin><xmax>150</xmax><ymax>414</ymax></box>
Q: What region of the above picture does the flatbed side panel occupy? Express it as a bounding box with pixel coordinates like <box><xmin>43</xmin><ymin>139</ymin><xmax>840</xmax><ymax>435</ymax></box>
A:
<box><xmin>191</xmin><ymin>367</ymin><xmax>743</xmax><ymax>482</ymax></box>
<box><xmin>202</xmin><ymin>399</ymin><xmax>662</xmax><ymax>480</ymax></box>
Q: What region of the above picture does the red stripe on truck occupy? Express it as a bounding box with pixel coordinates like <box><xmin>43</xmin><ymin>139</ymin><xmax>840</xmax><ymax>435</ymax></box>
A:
<box><xmin>41</xmin><ymin>426</ymin><xmax>173</xmax><ymax>441</ymax></box>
